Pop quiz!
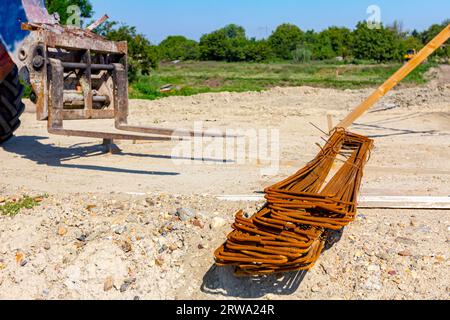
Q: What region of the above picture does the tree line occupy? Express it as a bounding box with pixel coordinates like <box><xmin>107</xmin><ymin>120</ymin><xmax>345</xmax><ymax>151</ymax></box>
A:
<box><xmin>107</xmin><ymin>20</ymin><xmax>449</xmax><ymax>79</ymax></box>
<box><xmin>45</xmin><ymin>0</ymin><xmax>449</xmax><ymax>81</ymax></box>
<box><xmin>161</xmin><ymin>21</ymin><xmax>450</xmax><ymax>63</ymax></box>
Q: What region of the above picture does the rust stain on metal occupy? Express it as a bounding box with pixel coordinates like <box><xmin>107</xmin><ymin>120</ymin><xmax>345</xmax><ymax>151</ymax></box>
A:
<box><xmin>214</xmin><ymin>129</ymin><xmax>374</xmax><ymax>276</ymax></box>
<box><xmin>18</xmin><ymin>20</ymin><xmax>223</xmax><ymax>142</ymax></box>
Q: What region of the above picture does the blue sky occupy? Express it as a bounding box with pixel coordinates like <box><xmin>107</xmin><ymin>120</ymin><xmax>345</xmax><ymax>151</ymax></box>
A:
<box><xmin>91</xmin><ymin>0</ymin><xmax>450</xmax><ymax>44</ymax></box>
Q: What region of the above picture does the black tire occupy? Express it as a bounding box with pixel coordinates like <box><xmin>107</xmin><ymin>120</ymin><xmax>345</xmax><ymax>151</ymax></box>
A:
<box><xmin>0</xmin><ymin>65</ymin><xmax>25</xmax><ymax>144</ymax></box>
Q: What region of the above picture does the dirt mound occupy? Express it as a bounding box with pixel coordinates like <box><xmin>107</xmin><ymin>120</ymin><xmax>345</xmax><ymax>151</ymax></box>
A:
<box><xmin>0</xmin><ymin>67</ymin><xmax>449</xmax><ymax>299</ymax></box>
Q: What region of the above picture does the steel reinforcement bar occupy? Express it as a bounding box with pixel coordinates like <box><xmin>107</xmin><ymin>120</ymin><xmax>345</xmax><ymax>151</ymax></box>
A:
<box><xmin>214</xmin><ymin>129</ymin><xmax>374</xmax><ymax>276</ymax></box>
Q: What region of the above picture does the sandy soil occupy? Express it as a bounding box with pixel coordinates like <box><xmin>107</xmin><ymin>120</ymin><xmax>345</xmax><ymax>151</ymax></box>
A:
<box><xmin>0</xmin><ymin>66</ymin><xmax>449</xmax><ymax>300</ymax></box>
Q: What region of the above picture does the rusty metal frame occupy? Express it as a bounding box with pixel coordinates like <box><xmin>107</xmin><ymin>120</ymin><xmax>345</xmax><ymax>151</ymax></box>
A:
<box><xmin>19</xmin><ymin>22</ymin><xmax>224</xmax><ymax>143</ymax></box>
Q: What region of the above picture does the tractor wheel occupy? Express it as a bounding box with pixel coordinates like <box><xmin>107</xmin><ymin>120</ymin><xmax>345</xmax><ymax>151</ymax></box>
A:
<box><xmin>0</xmin><ymin>65</ymin><xmax>25</xmax><ymax>144</ymax></box>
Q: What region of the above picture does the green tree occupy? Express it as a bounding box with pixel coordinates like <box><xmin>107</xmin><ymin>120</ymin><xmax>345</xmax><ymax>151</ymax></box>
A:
<box><xmin>268</xmin><ymin>24</ymin><xmax>305</xmax><ymax>60</ymax></box>
<box><xmin>45</xmin><ymin>0</ymin><xmax>93</xmax><ymax>25</ymax></box>
<box><xmin>292</xmin><ymin>47</ymin><xmax>312</xmax><ymax>64</ymax></box>
<box><xmin>221</xmin><ymin>24</ymin><xmax>248</xmax><ymax>61</ymax></box>
<box><xmin>320</xmin><ymin>27</ymin><xmax>352</xmax><ymax>59</ymax></box>
<box><xmin>388</xmin><ymin>20</ymin><xmax>407</xmax><ymax>39</ymax></box>
<box><xmin>388</xmin><ymin>20</ymin><xmax>412</xmax><ymax>61</ymax></box>
<box><xmin>222</xmin><ymin>24</ymin><xmax>246</xmax><ymax>39</ymax></box>
<box><xmin>312</xmin><ymin>31</ymin><xmax>335</xmax><ymax>60</ymax></box>
<box><xmin>303</xmin><ymin>30</ymin><xmax>317</xmax><ymax>44</ymax></box>
<box><xmin>411</xmin><ymin>29</ymin><xmax>421</xmax><ymax>39</ymax></box>
<box><xmin>199</xmin><ymin>29</ymin><xmax>231</xmax><ymax>61</ymax></box>
<box><xmin>351</xmin><ymin>22</ymin><xmax>398</xmax><ymax>62</ymax></box>
<box><xmin>96</xmin><ymin>21</ymin><xmax>159</xmax><ymax>82</ymax></box>
<box><xmin>419</xmin><ymin>20</ymin><xmax>450</xmax><ymax>59</ymax></box>
<box><xmin>159</xmin><ymin>36</ymin><xmax>199</xmax><ymax>61</ymax></box>
<box><xmin>245</xmin><ymin>39</ymin><xmax>273</xmax><ymax>62</ymax></box>
<box><xmin>199</xmin><ymin>24</ymin><xmax>248</xmax><ymax>62</ymax></box>
<box><xmin>399</xmin><ymin>35</ymin><xmax>423</xmax><ymax>57</ymax></box>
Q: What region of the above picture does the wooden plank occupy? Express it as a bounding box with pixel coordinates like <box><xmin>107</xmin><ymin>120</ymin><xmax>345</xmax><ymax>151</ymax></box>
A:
<box><xmin>327</xmin><ymin>114</ymin><xmax>334</xmax><ymax>132</ymax></box>
<box><xmin>336</xmin><ymin>24</ymin><xmax>450</xmax><ymax>130</ymax></box>
<box><xmin>358</xmin><ymin>196</ymin><xmax>450</xmax><ymax>209</ymax></box>
<box><xmin>216</xmin><ymin>195</ymin><xmax>450</xmax><ymax>209</ymax></box>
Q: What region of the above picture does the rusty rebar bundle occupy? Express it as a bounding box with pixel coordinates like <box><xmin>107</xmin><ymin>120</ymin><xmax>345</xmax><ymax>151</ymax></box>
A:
<box><xmin>214</xmin><ymin>129</ymin><xmax>374</xmax><ymax>276</ymax></box>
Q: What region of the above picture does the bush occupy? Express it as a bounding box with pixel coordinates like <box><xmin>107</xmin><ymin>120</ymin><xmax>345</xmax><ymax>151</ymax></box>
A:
<box><xmin>292</xmin><ymin>47</ymin><xmax>312</xmax><ymax>64</ymax></box>
<box><xmin>245</xmin><ymin>39</ymin><xmax>273</xmax><ymax>62</ymax></box>
<box><xmin>351</xmin><ymin>22</ymin><xmax>399</xmax><ymax>62</ymax></box>
<box><xmin>159</xmin><ymin>36</ymin><xmax>199</xmax><ymax>61</ymax></box>
<box><xmin>199</xmin><ymin>24</ymin><xmax>271</xmax><ymax>62</ymax></box>
<box><xmin>419</xmin><ymin>20</ymin><xmax>450</xmax><ymax>59</ymax></box>
<box><xmin>199</xmin><ymin>24</ymin><xmax>248</xmax><ymax>62</ymax></box>
<box><xmin>312</xmin><ymin>32</ymin><xmax>335</xmax><ymax>60</ymax></box>
<box><xmin>268</xmin><ymin>24</ymin><xmax>305</xmax><ymax>60</ymax></box>
<box><xmin>319</xmin><ymin>27</ymin><xmax>352</xmax><ymax>59</ymax></box>
<box><xmin>199</xmin><ymin>29</ymin><xmax>231</xmax><ymax>61</ymax></box>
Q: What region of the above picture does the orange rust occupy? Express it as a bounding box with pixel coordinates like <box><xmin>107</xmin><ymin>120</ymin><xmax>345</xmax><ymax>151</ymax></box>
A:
<box><xmin>214</xmin><ymin>129</ymin><xmax>374</xmax><ymax>276</ymax></box>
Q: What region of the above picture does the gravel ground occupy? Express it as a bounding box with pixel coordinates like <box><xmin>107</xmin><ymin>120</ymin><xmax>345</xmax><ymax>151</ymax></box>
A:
<box><xmin>0</xmin><ymin>67</ymin><xmax>449</xmax><ymax>300</ymax></box>
<box><xmin>0</xmin><ymin>191</ymin><xmax>448</xmax><ymax>300</ymax></box>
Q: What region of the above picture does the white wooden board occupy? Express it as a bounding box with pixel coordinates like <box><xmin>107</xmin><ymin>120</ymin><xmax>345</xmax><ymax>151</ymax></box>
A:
<box><xmin>216</xmin><ymin>195</ymin><xmax>450</xmax><ymax>209</ymax></box>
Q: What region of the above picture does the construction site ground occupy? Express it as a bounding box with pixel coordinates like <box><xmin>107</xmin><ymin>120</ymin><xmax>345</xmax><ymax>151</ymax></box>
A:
<box><xmin>0</xmin><ymin>66</ymin><xmax>449</xmax><ymax>300</ymax></box>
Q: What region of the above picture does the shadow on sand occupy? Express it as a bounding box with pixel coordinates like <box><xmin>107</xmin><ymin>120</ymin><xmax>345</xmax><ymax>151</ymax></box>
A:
<box><xmin>201</xmin><ymin>265</ymin><xmax>308</xmax><ymax>298</ymax></box>
<box><xmin>1</xmin><ymin>135</ymin><xmax>180</xmax><ymax>176</ymax></box>
<box><xmin>201</xmin><ymin>228</ymin><xmax>344</xmax><ymax>298</ymax></box>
